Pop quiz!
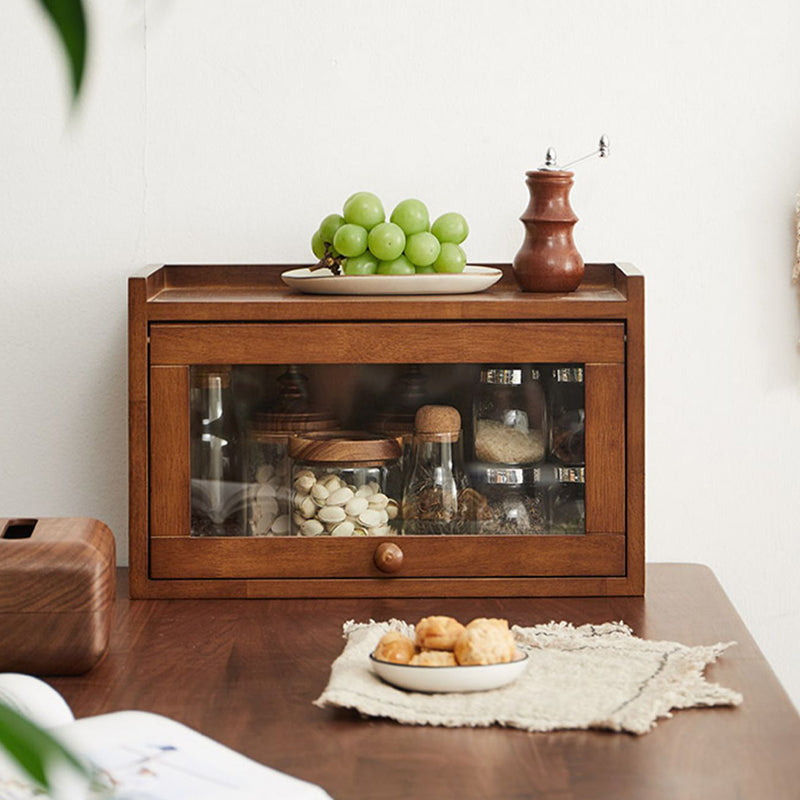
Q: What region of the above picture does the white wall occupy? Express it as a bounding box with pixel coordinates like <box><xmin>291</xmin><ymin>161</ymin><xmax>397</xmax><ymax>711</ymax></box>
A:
<box><xmin>1</xmin><ymin>0</ymin><xmax>798</xmax><ymax>708</ymax></box>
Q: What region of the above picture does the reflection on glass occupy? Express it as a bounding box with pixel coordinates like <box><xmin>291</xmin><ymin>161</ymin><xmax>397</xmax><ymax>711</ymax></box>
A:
<box><xmin>184</xmin><ymin>363</ymin><xmax>590</xmax><ymax>537</ymax></box>
<box><xmin>190</xmin><ymin>366</ymin><xmax>247</xmax><ymax>536</ymax></box>
<box><xmin>548</xmin><ymin>466</ymin><xmax>585</xmax><ymax>534</ymax></box>
<box><xmin>547</xmin><ymin>367</ymin><xmax>585</xmax><ymax>465</ymax></box>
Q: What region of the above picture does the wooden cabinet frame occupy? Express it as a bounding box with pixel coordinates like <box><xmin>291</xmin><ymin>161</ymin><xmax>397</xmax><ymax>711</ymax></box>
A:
<box><xmin>129</xmin><ymin>263</ymin><xmax>644</xmax><ymax>598</ymax></box>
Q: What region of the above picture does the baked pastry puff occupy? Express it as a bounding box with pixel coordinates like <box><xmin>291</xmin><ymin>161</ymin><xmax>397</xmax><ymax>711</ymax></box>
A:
<box><xmin>373</xmin><ymin>631</ymin><xmax>417</xmax><ymax>664</ymax></box>
<box><xmin>414</xmin><ymin>616</ymin><xmax>467</xmax><ymax>651</ymax></box>
<box><xmin>454</xmin><ymin>622</ymin><xmax>516</xmax><ymax>666</ymax></box>
<box><xmin>466</xmin><ymin>617</ymin><xmax>510</xmax><ymax>633</ymax></box>
<box><xmin>409</xmin><ymin>649</ymin><xmax>458</xmax><ymax>667</ymax></box>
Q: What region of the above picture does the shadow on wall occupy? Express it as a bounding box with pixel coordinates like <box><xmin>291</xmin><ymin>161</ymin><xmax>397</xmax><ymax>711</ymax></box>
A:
<box><xmin>795</xmin><ymin>194</ymin><xmax>800</xmax><ymax>353</ymax></box>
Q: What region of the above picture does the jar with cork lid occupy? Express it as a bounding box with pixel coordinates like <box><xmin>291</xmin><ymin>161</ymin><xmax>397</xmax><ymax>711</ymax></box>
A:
<box><xmin>402</xmin><ymin>405</ymin><xmax>490</xmax><ymax>535</ymax></box>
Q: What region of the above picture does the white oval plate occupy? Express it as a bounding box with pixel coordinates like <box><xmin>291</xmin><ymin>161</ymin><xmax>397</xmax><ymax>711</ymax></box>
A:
<box><xmin>369</xmin><ymin>651</ymin><xmax>528</xmax><ymax>693</ymax></box>
<box><xmin>281</xmin><ymin>265</ymin><xmax>502</xmax><ymax>296</ymax></box>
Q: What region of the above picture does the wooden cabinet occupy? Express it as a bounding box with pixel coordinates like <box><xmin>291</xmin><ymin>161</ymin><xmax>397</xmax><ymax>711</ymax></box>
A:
<box><xmin>128</xmin><ymin>263</ymin><xmax>644</xmax><ymax>598</ymax></box>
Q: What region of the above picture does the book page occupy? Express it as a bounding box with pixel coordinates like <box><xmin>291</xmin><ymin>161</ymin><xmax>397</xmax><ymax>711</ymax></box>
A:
<box><xmin>0</xmin><ymin>674</ymin><xmax>74</xmax><ymax>731</ymax></box>
<box><xmin>57</xmin><ymin>711</ymin><xmax>333</xmax><ymax>800</ymax></box>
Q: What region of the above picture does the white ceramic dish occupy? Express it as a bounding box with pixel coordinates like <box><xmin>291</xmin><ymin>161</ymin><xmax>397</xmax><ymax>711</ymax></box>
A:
<box><xmin>281</xmin><ymin>265</ymin><xmax>503</xmax><ymax>296</ymax></box>
<box><xmin>369</xmin><ymin>651</ymin><xmax>528</xmax><ymax>693</ymax></box>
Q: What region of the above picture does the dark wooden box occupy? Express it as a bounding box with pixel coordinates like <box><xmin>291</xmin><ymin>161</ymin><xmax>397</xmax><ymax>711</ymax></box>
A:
<box><xmin>0</xmin><ymin>517</ymin><xmax>116</xmax><ymax>675</ymax></box>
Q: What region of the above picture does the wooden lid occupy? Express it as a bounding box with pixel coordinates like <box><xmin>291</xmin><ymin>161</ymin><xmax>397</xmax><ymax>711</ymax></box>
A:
<box><xmin>369</xmin><ymin>412</ymin><xmax>416</xmax><ymax>438</ymax></box>
<box><xmin>288</xmin><ymin>431</ymin><xmax>402</xmax><ymax>463</ymax></box>
<box><xmin>413</xmin><ymin>405</ymin><xmax>462</xmax><ymax>443</ymax></box>
<box><xmin>251</xmin><ymin>410</ymin><xmax>339</xmax><ymax>439</ymax></box>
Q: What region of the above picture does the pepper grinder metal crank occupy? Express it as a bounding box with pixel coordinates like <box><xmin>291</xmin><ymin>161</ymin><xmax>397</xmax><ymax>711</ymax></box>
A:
<box><xmin>512</xmin><ymin>136</ymin><xmax>610</xmax><ymax>293</ymax></box>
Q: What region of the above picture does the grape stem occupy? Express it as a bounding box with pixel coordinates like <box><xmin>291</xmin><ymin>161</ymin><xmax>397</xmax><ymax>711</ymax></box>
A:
<box><xmin>309</xmin><ymin>244</ymin><xmax>344</xmax><ymax>275</ymax></box>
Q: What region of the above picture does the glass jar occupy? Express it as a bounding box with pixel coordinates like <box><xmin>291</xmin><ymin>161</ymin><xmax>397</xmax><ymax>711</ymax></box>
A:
<box><xmin>403</xmin><ymin>406</ymin><xmax>490</xmax><ymax>535</ymax></box>
<box><xmin>288</xmin><ymin>432</ymin><xmax>402</xmax><ymax>537</ymax></box>
<box><xmin>469</xmin><ymin>466</ymin><xmax>546</xmax><ymax>535</ymax></box>
<box><xmin>190</xmin><ymin>365</ymin><xmax>247</xmax><ymax>536</ymax></box>
<box><xmin>369</xmin><ymin>364</ymin><xmax>432</xmax><ymax>472</ymax></box>
<box><xmin>547</xmin><ymin>366</ymin><xmax>585</xmax><ymax>465</ymax></box>
<box><xmin>247</xmin><ymin>411</ymin><xmax>339</xmax><ymax>536</ymax></box>
<box><xmin>549</xmin><ymin>466</ymin><xmax>585</xmax><ymax>534</ymax></box>
<box><xmin>473</xmin><ymin>366</ymin><xmax>546</xmax><ymax>465</ymax></box>
<box><xmin>245</xmin><ymin>366</ymin><xmax>339</xmax><ymax>536</ymax></box>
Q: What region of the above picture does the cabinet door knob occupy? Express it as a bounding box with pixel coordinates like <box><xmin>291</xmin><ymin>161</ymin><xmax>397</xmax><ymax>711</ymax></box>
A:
<box><xmin>373</xmin><ymin>542</ymin><xmax>404</xmax><ymax>574</ymax></box>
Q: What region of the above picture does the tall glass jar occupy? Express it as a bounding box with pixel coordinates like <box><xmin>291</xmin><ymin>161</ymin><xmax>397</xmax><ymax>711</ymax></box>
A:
<box><xmin>190</xmin><ymin>365</ymin><xmax>247</xmax><ymax>536</ymax></box>
<box><xmin>473</xmin><ymin>366</ymin><xmax>546</xmax><ymax>465</ymax></box>
<box><xmin>549</xmin><ymin>466</ymin><xmax>585</xmax><ymax>534</ymax></box>
<box><xmin>547</xmin><ymin>366</ymin><xmax>585</xmax><ymax>465</ymax></box>
<box><xmin>403</xmin><ymin>406</ymin><xmax>490</xmax><ymax>535</ymax></box>
<box><xmin>288</xmin><ymin>432</ymin><xmax>402</xmax><ymax>537</ymax></box>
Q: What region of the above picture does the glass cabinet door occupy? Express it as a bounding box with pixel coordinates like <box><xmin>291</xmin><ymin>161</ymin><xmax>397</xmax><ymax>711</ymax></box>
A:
<box><xmin>182</xmin><ymin>362</ymin><xmax>593</xmax><ymax>539</ymax></box>
<box><xmin>147</xmin><ymin>320</ymin><xmax>625</xmax><ymax>581</ymax></box>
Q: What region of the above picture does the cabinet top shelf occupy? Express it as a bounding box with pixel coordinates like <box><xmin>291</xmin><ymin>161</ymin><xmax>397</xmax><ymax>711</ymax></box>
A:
<box><xmin>133</xmin><ymin>263</ymin><xmax>642</xmax><ymax>323</ymax></box>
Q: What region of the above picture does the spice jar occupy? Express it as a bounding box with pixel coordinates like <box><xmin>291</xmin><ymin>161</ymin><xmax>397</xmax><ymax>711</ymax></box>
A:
<box><xmin>288</xmin><ymin>432</ymin><xmax>402</xmax><ymax>537</ymax></box>
<box><xmin>469</xmin><ymin>466</ymin><xmax>546</xmax><ymax>535</ymax></box>
<box><xmin>403</xmin><ymin>406</ymin><xmax>490</xmax><ymax>535</ymax></box>
<box><xmin>190</xmin><ymin>365</ymin><xmax>247</xmax><ymax>536</ymax></box>
<box><xmin>473</xmin><ymin>366</ymin><xmax>546</xmax><ymax>465</ymax></box>
<box><xmin>549</xmin><ymin>466</ymin><xmax>585</xmax><ymax>534</ymax></box>
<box><xmin>547</xmin><ymin>366</ymin><xmax>585</xmax><ymax>465</ymax></box>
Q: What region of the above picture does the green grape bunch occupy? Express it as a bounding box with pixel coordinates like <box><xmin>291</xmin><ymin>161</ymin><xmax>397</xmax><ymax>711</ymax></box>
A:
<box><xmin>310</xmin><ymin>192</ymin><xmax>469</xmax><ymax>276</ymax></box>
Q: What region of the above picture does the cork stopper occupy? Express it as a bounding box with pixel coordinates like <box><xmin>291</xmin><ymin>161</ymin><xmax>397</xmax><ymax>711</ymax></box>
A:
<box><xmin>414</xmin><ymin>405</ymin><xmax>461</xmax><ymax>442</ymax></box>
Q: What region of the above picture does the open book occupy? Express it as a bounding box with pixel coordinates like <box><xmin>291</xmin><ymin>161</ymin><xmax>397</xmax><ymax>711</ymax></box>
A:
<box><xmin>0</xmin><ymin>673</ymin><xmax>333</xmax><ymax>800</ymax></box>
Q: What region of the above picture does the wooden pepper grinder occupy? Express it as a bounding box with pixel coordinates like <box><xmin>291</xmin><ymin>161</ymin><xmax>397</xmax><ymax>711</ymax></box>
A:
<box><xmin>513</xmin><ymin>136</ymin><xmax>609</xmax><ymax>293</ymax></box>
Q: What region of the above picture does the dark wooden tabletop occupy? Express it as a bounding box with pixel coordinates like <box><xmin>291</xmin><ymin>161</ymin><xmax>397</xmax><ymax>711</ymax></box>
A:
<box><xmin>48</xmin><ymin>564</ymin><xmax>799</xmax><ymax>800</ymax></box>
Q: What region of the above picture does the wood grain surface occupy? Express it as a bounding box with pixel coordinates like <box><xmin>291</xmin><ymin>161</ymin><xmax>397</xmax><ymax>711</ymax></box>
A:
<box><xmin>130</xmin><ymin>263</ymin><xmax>645</xmax><ymax>598</ymax></box>
<box><xmin>0</xmin><ymin>517</ymin><xmax>115</xmax><ymax>674</ymax></box>
<box><xmin>48</xmin><ymin>564</ymin><xmax>799</xmax><ymax>800</ymax></box>
<box><xmin>149</xmin><ymin>321</ymin><xmax>626</xmax><ymax>366</ymax></box>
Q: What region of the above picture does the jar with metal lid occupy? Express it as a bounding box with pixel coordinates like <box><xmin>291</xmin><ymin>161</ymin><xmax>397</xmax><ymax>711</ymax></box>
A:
<box><xmin>468</xmin><ymin>465</ymin><xmax>546</xmax><ymax>535</ymax></box>
<box><xmin>403</xmin><ymin>406</ymin><xmax>490</xmax><ymax>535</ymax></box>
<box><xmin>548</xmin><ymin>466</ymin><xmax>585</xmax><ymax>534</ymax></box>
<box><xmin>473</xmin><ymin>366</ymin><xmax>546</xmax><ymax>465</ymax></box>
<box><xmin>547</xmin><ymin>366</ymin><xmax>585</xmax><ymax>465</ymax></box>
<box><xmin>190</xmin><ymin>365</ymin><xmax>247</xmax><ymax>536</ymax></box>
<box><xmin>288</xmin><ymin>432</ymin><xmax>402</xmax><ymax>537</ymax></box>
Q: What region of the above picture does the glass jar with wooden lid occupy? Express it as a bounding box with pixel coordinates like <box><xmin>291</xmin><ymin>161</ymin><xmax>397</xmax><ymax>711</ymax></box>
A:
<box><xmin>246</xmin><ymin>366</ymin><xmax>338</xmax><ymax>536</ymax></box>
<box><xmin>288</xmin><ymin>432</ymin><xmax>402</xmax><ymax>537</ymax></box>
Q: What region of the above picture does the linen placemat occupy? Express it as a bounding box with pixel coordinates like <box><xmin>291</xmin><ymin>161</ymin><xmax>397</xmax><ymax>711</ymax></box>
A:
<box><xmin>314</xmin><ymin>619</ymin><xmax>743</xmax><ymax>735</ymax></box>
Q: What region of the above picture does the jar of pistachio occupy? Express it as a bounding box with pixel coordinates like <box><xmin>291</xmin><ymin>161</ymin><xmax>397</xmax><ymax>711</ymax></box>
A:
<box><xmin>288</xmin><ymin>432</ymin><xmax>402</xmax><ymax>537</ymax></box>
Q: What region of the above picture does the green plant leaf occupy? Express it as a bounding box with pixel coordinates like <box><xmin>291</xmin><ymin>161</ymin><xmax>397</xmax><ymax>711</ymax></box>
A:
<box><xmin>35</xmin><ymin>0</ymin><xmax>87</xmax><ymax>99</ymax></box>
<box><xmin>0</xmin><ymin>702</ymin><xmax>89</xmax><ymax>789</ymax></box>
